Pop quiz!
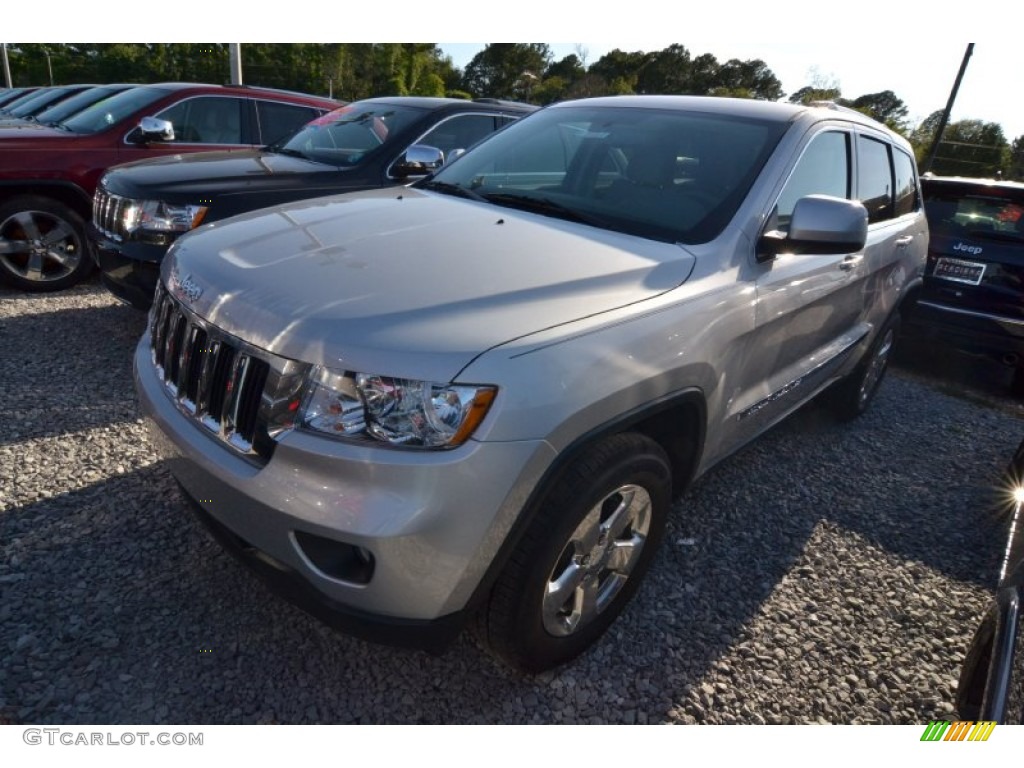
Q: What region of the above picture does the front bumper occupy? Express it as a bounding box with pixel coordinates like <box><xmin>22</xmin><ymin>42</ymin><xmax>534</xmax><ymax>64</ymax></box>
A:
<box><xmin>89</xmin><ymin>224</ymin><xmax>170</xmax><ymax>310</ymax></box>
<box><xmin>134</xmin><ymin>335</ymin><xmax>556</xmax><ymax>648</ymax></box>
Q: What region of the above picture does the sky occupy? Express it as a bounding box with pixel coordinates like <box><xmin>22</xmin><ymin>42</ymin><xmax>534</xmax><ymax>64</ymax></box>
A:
<box><xmin>8</xmin><ymin>2</ymin><xmax>1022</xmax><ymax>138</ymax></box>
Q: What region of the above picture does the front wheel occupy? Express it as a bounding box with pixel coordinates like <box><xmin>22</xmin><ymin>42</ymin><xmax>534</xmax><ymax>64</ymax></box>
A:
<box><xmin>476</xmin><ymin>432</ymin><xmax>672</xmax><ymax>673</ymax></box>
<box><xmin>0</xmin><ymin>196</ymin><xmax>95</xmax><ymax>292</ymax></box>
<box><xmin>825</xmin><ymin>311</ymin><xmax>900</xmax><ymax>422</ymax></box>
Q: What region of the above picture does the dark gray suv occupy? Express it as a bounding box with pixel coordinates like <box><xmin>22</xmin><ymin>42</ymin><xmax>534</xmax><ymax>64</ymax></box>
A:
<box><xmin>136</xmin><ymin>96</ymin><xmax>927</xmax><ymax>671</ymax></box>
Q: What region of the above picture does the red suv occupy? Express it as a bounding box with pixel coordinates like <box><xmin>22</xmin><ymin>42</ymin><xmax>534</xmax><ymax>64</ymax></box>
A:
<box><xmin>0</xmin><ymin>82</ymin><xmax>339</xmax><ymax>292</ymax></box>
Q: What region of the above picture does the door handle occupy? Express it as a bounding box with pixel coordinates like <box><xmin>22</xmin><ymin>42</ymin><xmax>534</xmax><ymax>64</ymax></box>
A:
<box><xmin>895</xmin><ymin>236</ymin><xmax>913</xmax><ymax>247</ymax></box>
<box><xmin>839</xmin><ymin>255</ymin><xmax>863</xmax><ymax>271</ymax></box>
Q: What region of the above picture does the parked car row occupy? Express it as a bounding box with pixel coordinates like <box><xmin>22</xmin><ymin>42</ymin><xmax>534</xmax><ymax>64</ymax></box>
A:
<box><xmin>0</xmin><ymin>82</ymin><xmax>340</xmax><ymax>291</ymax></box>
<box><xmin>91</xmin><ymin>96</ymin><xmax>536</xmax><ymax>307</ymax></box>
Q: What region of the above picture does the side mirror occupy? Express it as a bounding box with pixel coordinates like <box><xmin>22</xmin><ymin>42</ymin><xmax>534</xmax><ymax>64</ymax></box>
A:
<box><xmin>758</xmin><ymin>195</ymin><xmax>868</xmax><ymax>261</ymax></box>
<box><xmin>392</xmin><ymin>144</ymin><xmax>444</xmax><ymax>178</ymax></box>
<box><xmin>131</xmin><ymin>116</ymin><xmax>175</xmax><ymax>144</ymax></box>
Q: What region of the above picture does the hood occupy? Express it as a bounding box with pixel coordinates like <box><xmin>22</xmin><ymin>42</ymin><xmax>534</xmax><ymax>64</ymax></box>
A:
<box><xmin>0</xmin><ymin>122</ymin><xmax>68</xmax><ymax>142</ymax></box>
<box><xmin>165</xmin><ymin>188</ymin><xmax>696</xmax><ymax>382</ymax></box>
<box><xmin>105</xmin><ymin>149</ymin><xmax>340</xmax><ymax>199</ymax></box>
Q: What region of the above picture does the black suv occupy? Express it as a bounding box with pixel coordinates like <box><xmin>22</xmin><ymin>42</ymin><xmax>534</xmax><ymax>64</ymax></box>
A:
<box><xmin>905</xmin><ymin>176</ymin><xmax>1024</xmax><ymax>394</ymax></box>
<box><xmin>91</xmin><ymin>96</ymin><xmax>536</xmax><ymax>309</ymax></box>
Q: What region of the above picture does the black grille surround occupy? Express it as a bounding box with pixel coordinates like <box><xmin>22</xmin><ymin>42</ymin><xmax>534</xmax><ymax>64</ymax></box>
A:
<box><xmin>148</xmin><ymin>282</ymin><xmax>311</xmax><ymax>465</ymax></box>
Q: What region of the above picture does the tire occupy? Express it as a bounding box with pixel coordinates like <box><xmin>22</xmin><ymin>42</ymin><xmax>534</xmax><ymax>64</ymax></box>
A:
<box><xmin>956</xmin><ymin>605</ymin><xmax>995</xmax><ymax>721</ymax></box>
<box><xmin>0</xmin><ymin>195</ymin><xmax>95</xmax><ymax>292</ymax></box>
<box><xmin>825</xmin><ymin>310</ymin><xmax>900</xmax><ymax>422</ymax></box>
<box><xmin>477</xmin><ymin>432</ymin><xmax>672</xmax><ymax>673</ymax></box>
<box><xmin>1011</xmin><ymin>367</ymin><xmax>1024</xmax><ymax>401</ymax></box>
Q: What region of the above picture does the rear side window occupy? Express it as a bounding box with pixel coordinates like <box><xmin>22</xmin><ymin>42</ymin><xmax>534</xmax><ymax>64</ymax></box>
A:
<box><xmin>256</xmin><ymin>100</ymin><xmax>321</xmax><ymax>145</ymax></box>
<box><xmin>893</xmin><ymin>150</ymin><xmax>919</xmax><ymax>217</ymax></box>
<box><xmin>857</xmin><ymin>135</ymin><xmax>894</xmax><ymax>224</ymax></box>
<box><xmin>773</xmin><ymin>131</ymin><xmax>850</xmax><ymax>231</ymax></box>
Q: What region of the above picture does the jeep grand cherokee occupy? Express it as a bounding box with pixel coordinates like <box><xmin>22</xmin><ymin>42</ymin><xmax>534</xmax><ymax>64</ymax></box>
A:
<box><xmin>136</xmin><ymin>96</ymin><xmax>927</xmax><ymax>672</ymax></box>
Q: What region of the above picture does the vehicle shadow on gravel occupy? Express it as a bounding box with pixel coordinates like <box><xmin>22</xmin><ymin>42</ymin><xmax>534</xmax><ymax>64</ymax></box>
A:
<box><xmin>0</xmin><ymin>299</ymin><xmax>147</xmax><ymax>447</ymax></box>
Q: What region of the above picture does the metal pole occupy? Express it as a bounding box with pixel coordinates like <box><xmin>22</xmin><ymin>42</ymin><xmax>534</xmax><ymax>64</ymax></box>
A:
<box><xmin>1</xmin><ymin>44</ymin><xmax>12</xmax><ymax>88</ymax></box>
<box><xmin>923</xmin><ymin>43</ymin><xmax>974</xmax><ymax>175</ymax></box>
<box><xmin>229</xmin><ymin>43</ymin><xmax>243</xmax><ymax>85</ymax></box>
<box><xmin>44</xmin><ymin>50</ymin><xmax>53</xmax><ymax>86</ymax></box>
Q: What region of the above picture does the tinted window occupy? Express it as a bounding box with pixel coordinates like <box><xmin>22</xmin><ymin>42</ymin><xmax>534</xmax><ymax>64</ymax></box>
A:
<box><xmin>34</xmin><ymin>85</ymin><xmax>132</xmax><ymax>126</ymax></box>
<box><xmin>893</xmin><ymin>149</ymin><xmax>918</xmax><ymax>217</ymax></box>
<box><xmin>417</xmin><ymin>114</ymin><xmax>497</xmax><ymax>158</ymax></box>
<box><xmin>6</xmin><ymin>87</ymin><xmax>82</xmax><ymax>118</ymax></box>
<box><xmin>277</xmin><ymin>102</ymin><xmax>426</xmax><ymax>166</ymax></box>
<box><xmin>773</xmin><ymin>131</ymin><xmax>850</xmax><ymax>230</ymax></box>
<box><xmin>64</xmin><ymin>86</ymin><xmax>166</xmax><ymax>134</ymax></box>
<box><xmin>256</xmin><ymin>100</ymin><xmax>320</xmax><ymax>145</ymax></box>
<box><xmin>923</xmin><ymin>183</ymin><xmax>1024</xmax><ymax>243</ymax></box>
<box><xmin>427</xmin><ymin>105</ymin><xmax>787</xmax><ymax>245</ymax></box>
<box><xmin>156</xmin><ymin>97</ymin><xmax>244</xmax><ymax>144</ymax></box>
<box><xmin>857</xmin><ymin>135</ymin><xmax>894</xmax><ymax>223</ymax></box>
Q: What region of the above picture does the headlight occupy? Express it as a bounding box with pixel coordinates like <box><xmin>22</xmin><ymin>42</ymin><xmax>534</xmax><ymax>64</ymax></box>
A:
<box><xmin>123</xmin><ymin>200</ymin><xmax>208</xmax><ymax>233</ymax></box>
<box><xmin>299</xmin><ymin>366</ymin><xmax>496</xmax><ymax>449</ymax></box>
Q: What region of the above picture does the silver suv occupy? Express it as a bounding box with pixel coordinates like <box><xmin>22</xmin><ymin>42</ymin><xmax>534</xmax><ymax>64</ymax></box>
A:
<box><xmin>135</xmin><ymin>96</ymin><xmax>927</xmax><ymax>672</ymax></box>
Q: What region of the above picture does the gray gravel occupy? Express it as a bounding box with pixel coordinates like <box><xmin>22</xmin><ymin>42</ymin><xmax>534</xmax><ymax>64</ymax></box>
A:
<box><xmin>1</xmin><ymin>278</ymin><xmax>1022</xmax><ymax>725</ymax></box>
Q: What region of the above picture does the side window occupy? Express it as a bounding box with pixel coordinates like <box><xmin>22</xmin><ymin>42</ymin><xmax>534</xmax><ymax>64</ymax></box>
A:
<box><xmin>893</xmin><ymin>149</ymin><xmax>919</xmax><ymax>217</ymax></box>
<box><xmin>417</xmin><ymin>114</ymin><xmax>498</xmax><ymax>158</ymax></box>
<box><xmin>256</xmin><ymin>101</ymin><xmax>320</xmax><ymax>145</ymax></box>
<box><xmin>774</xmin><ymin>131</ymin><xmax>850</xmax><ymax>231</ymax></box>
<box><xmin>155</xmin><ymin>97</ymin><xmax>244</xmax><ymax>145</ymax></box>
<box><xmin>857</xmin><ymin>135</ymin><xmax>894</xmax><ymax>224</ymax></box>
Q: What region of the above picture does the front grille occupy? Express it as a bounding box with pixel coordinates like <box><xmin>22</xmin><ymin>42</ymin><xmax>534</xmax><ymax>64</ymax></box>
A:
<box><xmin>93</xmin><ymin>186</ymin><xmax>132</xmax><ymax>241</ymax></box>
<box><xmin>148</xmin><ymin>283</ymin><xmax>310</xmax><ymax>464</ymax></box>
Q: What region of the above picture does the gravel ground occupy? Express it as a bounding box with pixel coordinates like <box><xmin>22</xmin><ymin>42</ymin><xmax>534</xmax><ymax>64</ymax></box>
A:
<box><xmin>1</xmin><ymin>277</ymin><xmax>1022</xmax><ymax>725</ymax></box>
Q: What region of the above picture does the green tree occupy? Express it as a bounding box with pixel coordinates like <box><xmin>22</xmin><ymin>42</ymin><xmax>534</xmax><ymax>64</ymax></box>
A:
<box><xmin>1007</xmin><ymin>136</ymin><xmax>1024</xmax><ymax>181</ymax></box>
<box><xmin>461</xmin><ymin>44</ymin><xmax>551</xmax><ymax>98</ymax></box>
<box><xmin>913</xmin><ymin>112</ymin><xmax>1010</xmax><ymax>177</ymax></box>
<box><xmin>716</xmin><ymin>59</ymin><xmax>783</xmax><ymax>101</ymax></box>
<box><xmin>848</xmin><ymin>90</ymin><xmax>909</xmax><ymax>131</ymax></box>
<box><xmin>788</xmin><ymin>84</ymin><xmax>842</xmax><ymax>104</ymax></box>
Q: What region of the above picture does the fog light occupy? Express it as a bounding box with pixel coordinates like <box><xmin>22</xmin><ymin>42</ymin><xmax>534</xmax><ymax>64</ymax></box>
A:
<box><xmin>294</xmin><ymin>531</ymin><xmax>375</xmax><ymax>585</ymax></box>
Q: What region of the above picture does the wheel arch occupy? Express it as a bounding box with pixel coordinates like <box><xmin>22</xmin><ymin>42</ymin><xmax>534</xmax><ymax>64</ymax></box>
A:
<box><xmin>464</xmin><ymin>387</ymin><xmax>707</xmax><ymax>614</ymax></box>
<box><xmin>0</xmin><ymin>181</ymin><xmax>94</xmax><ymax>221</ymax></box>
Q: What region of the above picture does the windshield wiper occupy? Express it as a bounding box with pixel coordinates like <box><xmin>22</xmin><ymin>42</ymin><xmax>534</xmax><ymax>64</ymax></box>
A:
<box><xmin>419</xmin><ymin>179</ymin><xmax>488</xmax><ymax>203</ymax></box>
<box><xmin>482</xmin><ymin>192</ymin><xmax>607</xmax><ymax>228</ymax></box>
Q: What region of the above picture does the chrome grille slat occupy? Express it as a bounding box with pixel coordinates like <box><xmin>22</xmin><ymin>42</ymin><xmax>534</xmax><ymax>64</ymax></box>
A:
<box><xmin>92</xmin><ymin>187</ymin><xmax>130</xmax><ymax>241</ymax></box>
<box><xmin>146</xmin><ymin>288</ymin><xmax>306</xmax><ymax>465</ymax></box>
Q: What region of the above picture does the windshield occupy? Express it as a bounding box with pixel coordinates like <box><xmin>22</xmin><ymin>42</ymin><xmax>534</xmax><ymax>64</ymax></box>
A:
<box><xmin>0</xmin><ymin>89</ymin><xmax>48</xmax><ymax>114</ymax></box>
<box><xmin>275</xmin><ymin>102</ymin><xmax>426</xmax><ymax>166</ymax></box>
<box><xmin>34</xmin><ymin>85</ymin><xmax>130</xmax><ymax>125</ymax></box>
<box><xmin>6</xmin><ymin>88</ymin><xmax>78</xmax><ymax>118</ymax></box>
<box><xmin>924</xmin><ymin>185</ymin><xmax>1024</xmax><ymax>244</ymax></box>
<box><xmin>422</xmin><ymin>103</ymin><xmax>787</xmax><ymax>245</ymax></box>
<box><xmin>62</xmin><ymin>86</ymin><xmax>165</xmax><ymax>135</ymax></box>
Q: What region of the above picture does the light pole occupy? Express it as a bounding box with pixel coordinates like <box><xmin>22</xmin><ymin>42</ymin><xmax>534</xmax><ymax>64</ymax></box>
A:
<box><xmin>43</xmin><ymin>48</ymin><xmax>53</xmax><ymax>86</ymax></box>
<box><xmin>2</xmin><ymin>44</ymin><xmax>12</xmax><ymax>88</ymax></box>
